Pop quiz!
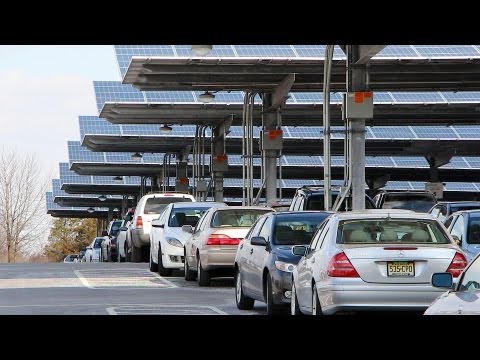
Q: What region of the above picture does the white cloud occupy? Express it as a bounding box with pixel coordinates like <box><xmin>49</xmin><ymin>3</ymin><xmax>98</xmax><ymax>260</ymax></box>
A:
<box><xmin>0</xmin><ymin>68</ymin><xmax>98</xmax><ymax>180</ymax></box>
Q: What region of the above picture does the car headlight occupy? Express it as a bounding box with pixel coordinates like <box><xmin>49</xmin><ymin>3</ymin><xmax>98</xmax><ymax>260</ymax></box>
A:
<box><xmin>274</xmin><ymin>261</ymin><xmax>296</xmax><ymax>273</ymax></box>
<box><xmin>166</xmin><ymin>238</ymin><xmax>183</xmax><ymax>247</ymax></box>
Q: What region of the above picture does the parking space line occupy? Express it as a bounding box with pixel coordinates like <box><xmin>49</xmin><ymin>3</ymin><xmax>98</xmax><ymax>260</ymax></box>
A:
<box><xmin>106</xmin><ymin>304</ymin><xmax>228</xmax><ymax>315</ymax></box>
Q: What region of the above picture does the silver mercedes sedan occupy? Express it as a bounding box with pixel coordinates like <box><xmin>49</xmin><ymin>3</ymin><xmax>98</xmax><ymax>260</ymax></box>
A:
<box><xmin>291</xmin><ymin>209</ymin><xmax>467</xmax><ymax>315</ymax></box>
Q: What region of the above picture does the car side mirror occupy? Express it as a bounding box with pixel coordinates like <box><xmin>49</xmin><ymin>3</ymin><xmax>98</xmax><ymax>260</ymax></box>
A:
<box><xmin>251</xmin><ymin>236</ymin><xmax>268</xmax><ymax>246</ymax></box>
<box><xmin>151</xmin><ymin>219</ymin><xmax>164</xmax><ymax>228</ymax></box>
<box><xmin>451</xmin><ymin>234</ymin><xmax>462</xmax><ymax>247</ymax></box>
<box><xmin>182</xmin><ymin>225</ymin><xmax>194</xmax><ymax>234</ymax></box>
<box><xmin>431</xmin><ymin>272</ymin><xmax>454</xmax><ymax>289</ymax></box>
<box><xmin>292</xmin><ymin>245</ymin><xmax>309</xmax><ymax>256</ymax></box>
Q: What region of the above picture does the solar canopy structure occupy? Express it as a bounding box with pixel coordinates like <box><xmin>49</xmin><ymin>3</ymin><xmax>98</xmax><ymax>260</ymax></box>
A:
<box><xmin>47</xmin><ymin>45</ymin><xmax>480</xmax><ymax>217</ymax></box>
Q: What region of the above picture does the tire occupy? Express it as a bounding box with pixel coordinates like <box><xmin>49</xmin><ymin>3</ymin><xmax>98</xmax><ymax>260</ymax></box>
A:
<box><xmin>265</xmin><ymin>275</ymin><xmax>283</xmax><ymax>315</ymax></box>
<box><xmin>312</xmin><ymin>284</ymin><xmax>323</xmax><ymax>316</ymax></box>
<box><xmin>157</xmin><ymin>245</ymin><xmax>172</xmax><ymax>277</ymax></box>
<box><xmin>291</xmin><ymin>283</ymin><xmax>303</xmax><ymax>315</ymax></box>
<box><xmin>184</xmin><ymin>250</ymin><xmax>196</xmax><ymax>281</ymax></box>
<box><xmin>131</xmin><ymin>243</ymin><xmax>142</xmax><ymax>263</ymax></box>
<box><xmin>149</xmin><ymin>253</ymin><xmax>158</xmax><ymax>272</ymax></box>
<box><xmin>235</xmin><ymin>269</ymin><xmax>254</xmax><ymax>310</ymax></box>
<box><xmin>197</xmin><ymin>256</ymin><xmax>211</xmax><ymax>287</ymax></box>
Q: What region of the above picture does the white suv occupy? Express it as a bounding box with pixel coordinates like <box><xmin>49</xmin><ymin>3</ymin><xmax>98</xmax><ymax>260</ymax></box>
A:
<box><xmin>127</xmin><ymin>192</ymin><xmax>195</xmax><ymax>262</ymax></box>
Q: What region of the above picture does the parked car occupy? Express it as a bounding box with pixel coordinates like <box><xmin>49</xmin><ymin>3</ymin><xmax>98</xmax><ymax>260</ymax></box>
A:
<box><xmin>116</xmin><ymin>208</ymin><xmax>135</xmax><ymax>262</ymax></box>
<box><xmin>84</xmin><ymin>237</ymin><xmax>105</xmax><ymax>262</ymax></box>
<box><xmin>63</xmin><ymin>254</ymin><xmax>79</xmax><ymax>263</ymax></box>
<box><xmin>184</xmin><ymin>206</ymin><xmax>273</xmax><ymax>286</ymax></box>
<box><xmin>429</xmin><ymin>201</ymin><xmax>480</xmax><ymax>224</ymax></box>
<box><xmin>126</xmin><ymin>192</ymin><xmax>196</xmax><ymax>262</ymax></box>
<box><xmin>78</xmin><ymin>248</ymin><xmax>87</xmax><ymax>262</ymax></box>
<box><xmin>149</xmin><ymin>202</ymin><xmax>225</xmax><ymax>276</ymax></box>
<box><xmin>445</xmin><ymin>210</ymin><xmax>480</xmax><ymax>262</ymax></box>
<box><xmin>234</xmin><ymin>211</ymin><xmax>333</xmax><ymax>314</ymax></box>
<box><xmin>290</xmin><ymin>209</ymin><xmax>467</xmax><ymax>315</ymax></box>
<box><xmin>289</xmin><ymin>186</ymin><xmax>375</xmax><ymax>212</ymax></box>
<box><xmin>101</xmin><ymin>219</ymin><xmax>126</xmax><ymax>262</ymax></box>
<box><xmin>373</xmin><ymin>190</ymin><xmax>437</xmax><ymax>213</ymax></box>
<box><xmin>425</xmin><ymin>252</ymin><xmax>480</xmax><ymax>315</ymax></box>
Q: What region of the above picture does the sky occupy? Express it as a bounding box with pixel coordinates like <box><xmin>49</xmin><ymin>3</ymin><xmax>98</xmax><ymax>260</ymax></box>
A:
<box><xmin>0</xmin><ymin>45</ymin><xmax>120</xmax><ymax>188</ymax></box>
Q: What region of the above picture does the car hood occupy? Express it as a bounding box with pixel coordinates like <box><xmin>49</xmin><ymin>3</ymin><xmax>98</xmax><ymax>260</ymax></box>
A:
<box><xmin>272</xmin><ymin>245</ymin><xmax>303</xmax><ymax>265</ymax></box>
<box><xmin>425</xmin><ymin>290</ymin><xmax>480</xmax><ymax>315</ymax></box>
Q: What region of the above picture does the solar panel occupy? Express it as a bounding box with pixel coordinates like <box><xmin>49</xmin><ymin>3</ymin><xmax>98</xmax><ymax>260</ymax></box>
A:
<box><xmin>59</xmin><ymin>163</ymin><xmax>91</xmax><ymax>184</ymax></box>
<box><xmin>68</xmin><ymin>141</ymin><xmax>105</xmax><ymax>164</ymax></box>
<box><xmin>384</xmin><ymin>181</ymin><xmax>413</xmax><ymax>189</ymax></box>
<box><xmin>145</xmin><ymin>91</ymin><xmax>196</xmax><ymax>102</ymax></box>
<box><xmin>114</xmin><ymin>45</ymin><xmax>175</xmax><ymax>77</ymax></box>
<box><xmin>410</xmin><ymin>126</ymin><xmax>458</xmax><ymax>139</ymax></box>
<box><xmin>441</xmin><ymin>92</ymin><xmax>480</xmax><ymax>102</ymax></box>
<box><xmin>79</xmin><ymin>116</ymin><xmax>121</xmax><ymax>138</ymax></box>
<box><xmin>288</xmin><ymin>126</ymin><xmax>321</xmax><ymax>138</ymax></box>
<box><xmin>452</xmin><ymin>126</ymin><xmax>480</xmax><ymax>138</ymax></box>
<box><xmin>93</xmin><ymin>81</ymin><xmax>145</xmax><ymax>112</ymax></box>
<box><xmin>372</xmin><ymin>92</ymin><xmax>395</xmax><ymax>103</ymax></box>
<box><xmin>391</xmin><ymin>157</ymin><xmax>428</xmax><ymax>167</ymax></box>
<box><xmin>465</xmin><ymin>157</ymin><xmax>480</xmax><ymax>168</ymax></box>
<box><xmin>233</xmin><ymin>45</ymin><xmax>297</xmax><ymax>57</ymax></box>
<box><xmin>445</xmin><ymin>182</ymin><xmax>479</xmax><ymax>191</ymax></box>
<box><xmin>374</xmin><ymin>46</ymin><xmax>419</xmax><ymax>58</ymax></box>
<box><xmin>283</xmin><ymin>156</ymin><xmax>322</xmax><ymax>165</ymax></box>
<box><xmin>389</xmin><ymin>92</ymin><xmax>445</xmax><ymax>103</ymax></box>
<box><xmin>365</xmin><ymin>157</ymin><xmax>395</xmax><ymax>166</ymax></box>
<box><xmin>173</xmin><ymin>45</ymin><xmax>236</xmax><ymax>57</ymax></box>
<box><xmin>369</xmin><ymin>126</ymin><xmax>415</xmax><ymax>138</ymax></box>
<box><xmin>414</xmin><ymin>45</ymin><xmax>480</xmax><ymax>57</ymax></box>
<box><xmin>442</xmin><ymin>157</ymin><xmax>470</xmax><ymax>168</ymax></box>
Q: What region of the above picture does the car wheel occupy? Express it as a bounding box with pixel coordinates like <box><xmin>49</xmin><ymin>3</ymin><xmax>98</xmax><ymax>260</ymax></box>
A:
<box><xmin>312</xmin><ymin>284</ymin><xmax>323</xmax><ymax>316</ymax></box>
<box><xmin>291</xmin><ymin>283</ymin><xmax>303</xmax><ymax>315</ymax></box>
<box><xmin>149</xmin><ymin>252</ymin><xmax>158</xmax><ymax>272</ymax></box>
<box><xmin>184</xmin><ymin>250</ymin><xmax>196</xmax><ymax>281</ymax></box>
<box><xmin>157</xmin><ymin>244</ymin><xmax>172</xmax><ymax>277</ymax></box>
<box><xmin>131</xmin><ymin>243</ymin><xmax>142</xmax><ymax>263</ymax></box>
<box><xmin>197</xmin><ymin>256</ymin><xmax>211</xmax><ymax>287</ymax></box>
<box><xmin>265</xmin><ymin>275</ymin><xmax>282</xmax><ymax>315</ymax></box>
<box><xmin>235</xmin><ymin>269</ymin><xmax>254</xmax><ymax>310</ymax></box>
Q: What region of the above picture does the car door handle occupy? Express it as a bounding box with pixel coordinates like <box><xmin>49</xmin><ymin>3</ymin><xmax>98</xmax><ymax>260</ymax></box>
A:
<box><xmin>250</xmin><ymin>248</ymin><xmax>253</xmax><ymax>255</ymax></box>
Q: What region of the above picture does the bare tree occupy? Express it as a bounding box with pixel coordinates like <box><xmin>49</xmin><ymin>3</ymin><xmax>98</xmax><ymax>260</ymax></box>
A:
<box><xmin>0</xmin><ymin>148</ymin><xmax>49</xmax><ymax>262</ymax></box>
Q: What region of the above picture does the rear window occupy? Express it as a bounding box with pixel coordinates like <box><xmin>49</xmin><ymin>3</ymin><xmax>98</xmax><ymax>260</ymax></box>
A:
<box><xmin>211</xmin><ymin>209</ymin><xmax>272</xmax><ymax>228</ymax></box>
<box><xmin>144</xmin><ymin>196</ymin><xmax>193</xmax><ymax>214</ymax></box>
<box><xmin>468</xmin><ymin>215</ymin><xmax>480</xmax><ymax>244</ymax></box>
<box><xmin>273</xmin><ymin>213</ymin><xmax>331</xmax><ymax>245</ymax></box>
<box><xmin>307</xmin><ymin>194</ymin><xmax>374</xmax><ymax>211</ymax></box>
<box><xmin>168</xmin><ymin>207</ymin><xmax>211</xmax><ymax>227</ymax></box>
<box><xmin>381</xmin><ymin>194</ymin><xmax>436</xmax><ymax>212</ymax></box>
<box><xmin>336</xmin><ymin>219</ymin><xmax>450</xmax><ymax>244</ymax></box>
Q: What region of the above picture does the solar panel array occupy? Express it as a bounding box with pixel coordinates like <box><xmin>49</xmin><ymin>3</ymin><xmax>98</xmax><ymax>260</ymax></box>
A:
<box><xmin>114</xmin><ymin>45</ymin><xmax>480</xmax><ymax>77</ymax></box>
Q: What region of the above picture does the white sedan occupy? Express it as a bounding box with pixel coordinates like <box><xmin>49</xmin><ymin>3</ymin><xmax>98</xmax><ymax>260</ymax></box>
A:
<box><xmin>425</xmin><ymin>252</ymin><xmax>480</xmax><ymax>315</ymax></box>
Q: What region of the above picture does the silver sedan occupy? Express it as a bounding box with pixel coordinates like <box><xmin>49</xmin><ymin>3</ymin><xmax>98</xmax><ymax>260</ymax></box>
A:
<box><xmin>291</xmin><ymin>210</ymin><xmax>467</xmax><ymax>315</ymax></box>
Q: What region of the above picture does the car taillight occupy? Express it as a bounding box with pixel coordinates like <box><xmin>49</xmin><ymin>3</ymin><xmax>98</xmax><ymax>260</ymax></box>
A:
<box><xmin>327</xmin><ymin>252</ymin><xmax>360</xmax><ymax>278</ymax></box>
<box><xmin>446</xmin><ymin>252</ymin><xmax>467</xmax><ymax>278</ymax></box>
<box><xmin>206</xmin><ymin>234</ymin><xmax>241</xmax><ymax>246</ymax></box>
<box><xmin>136</xmin><ymin>216</ymin><xmax>143</xmax><ymax>228</ymax></box>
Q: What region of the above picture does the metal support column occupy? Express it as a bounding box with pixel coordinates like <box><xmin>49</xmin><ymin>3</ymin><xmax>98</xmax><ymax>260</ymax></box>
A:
<box><xmin>348</xmin><ymin>45</ymin><xmax>366</xmax><ymax>211</ymax></box>
<box><xmin>212</xmin><ymin>117</ymin><xmax>232</xmax><ymax>203</ymax></box>
<box><xmin>262</xmin><ymin>93</ymin><xmax>278</xmax><ymax>206</ymax></box>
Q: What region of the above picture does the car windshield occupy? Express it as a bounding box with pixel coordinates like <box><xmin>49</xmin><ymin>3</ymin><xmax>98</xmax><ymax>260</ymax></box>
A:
<box><xmin>211</xmin><ymin>209</ymin><xmax>271</xmax><ymax>228</ymax></box>
<box><xmin>381</xmin><ymin>194</ymin><xmax>436</xmax><ymax>212</ymax></box>
<box><xmin>93</xmin><ymin>238</ymin><xmax>103</xmax><ymax>248</ymax></box>
<box><xmin>458</xmin><ymin>255</ymin><xmax>480</xmax><ymax>292</ymax></box>
<box><xmin>144</xmin><ymin>196</ymin><xmax>193</xmax><ymax>214</ymax></box>
<box><xmin>110</xmin><ymin>220</ymin><xmax>123</xmax><ymax>236</ymax></box>
<box><xmin>168</xmin><ymin>207</ymin><xmax>210</xmax><ymax>227</ymax></box>
<box><xmin>337</xmin><ymin>219</ymin><xmax>450</xmax><ymax>244</ymax></box>
<box><xmin>273</xmin><ymin>213</ymin><xmax>331</xmax><ymax>245</ymax></box>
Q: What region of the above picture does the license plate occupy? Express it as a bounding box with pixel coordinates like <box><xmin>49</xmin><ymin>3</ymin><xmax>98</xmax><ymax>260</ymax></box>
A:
<box><xmin>387</xmin><ymin>261</ymin><xmax>415</xmax><ymax>277</ymax></box>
